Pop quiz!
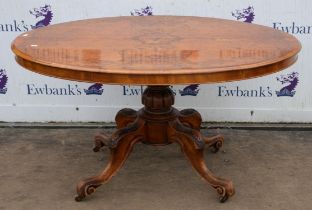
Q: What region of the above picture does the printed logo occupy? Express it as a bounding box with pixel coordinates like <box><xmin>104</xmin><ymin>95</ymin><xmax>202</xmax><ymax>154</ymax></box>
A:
<box><xmin>232</xmin><ymin>6</ymin><xmax>255</xmax><ymax>23</ymax></box>
<box><xmin>0</xmin><ymin>69</ymin><xmax>8</xmax><ymax>94</ymax></box>
<box><xmin>275</xmin><ymin>72</ymin><xmax>299</xmax><ymax>97</ymax></box>
<box><xmin>84</xmin><ymin>83</ymin><xmax>104</xmax><ymax>95</ymax></box>
<box><xmin>230</xmin><ymin>6</ymin><xmax>311</xmax><ymax>35</ymax></box>
<box><xmin>273</xmin><ymin>22</ymin><xmax>312</xmax><ymax>35</ymax></box>
<box><xmin>218</xmin><ymin>86</ymin><xmax>273</xmax><ymax>97</ymax></box>
<box><xmin>123</xmin><ymin>85</ymin><xmax>177</xmax><ymax>96</ymax></box>
<box><xmin>217</xmin><ymin>72</ymin><xmax>300</xmax><ymax>98</ymax></box>
<box><xmin>131</xmin><ymin>6</ymin><xmax>153</xmax><ymax>16</ymax></box>
<box><xmin>30</xmin><ymin>5</ymin><xmax>53</xmax><ymax>29</ymax></box>
<box><xmin>27</xmin><ymin>84</ymin><xmax>82</xmax><ymax>96</ymax></box>
<box><xmin>179</xmin><ymin>84</ymin><xmax>200</xmax><ymax>96</ymax></box>
<box><xmin>0</xmin><ymin>4</ymin><xmax>53</xmax><ymax>32</ymax></box>
<box><xmin>123</xmin><ymin>85</ymin><xmax>145</xmax><ymax>96</ymax></box>
<box><xmin>0</xmin><ymin>20</ymin><xmax>28</xmax><ymax>32</ymax></box>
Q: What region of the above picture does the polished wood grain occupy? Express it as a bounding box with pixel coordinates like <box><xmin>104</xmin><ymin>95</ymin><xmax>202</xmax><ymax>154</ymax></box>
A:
<box><xmin>12</xmin><ymin>16</ymin><xmax>301</xmax><ymax>85</ymax></box>
<box><xmin>11</xmin><ymin>16</ymin><xmax>301</xmax><ymax>203</ymax></box>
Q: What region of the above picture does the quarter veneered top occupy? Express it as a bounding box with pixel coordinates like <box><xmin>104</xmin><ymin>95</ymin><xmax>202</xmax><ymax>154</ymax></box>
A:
<box><xmin>11</xmin><ymin>16</ymin><xmax>301</xmax><ymax>85</ymax></box>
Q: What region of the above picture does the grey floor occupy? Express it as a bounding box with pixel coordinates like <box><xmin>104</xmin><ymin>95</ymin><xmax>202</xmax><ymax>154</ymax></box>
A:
<box><xmin>0</xmin><ymin>127</ymin><xmax>312</xmax><ymax>210</ymax></box>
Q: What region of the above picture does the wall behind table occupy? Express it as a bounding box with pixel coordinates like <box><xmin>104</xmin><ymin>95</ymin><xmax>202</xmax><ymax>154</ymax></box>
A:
<box><xmin>0</xmin><ymin>0</ymin><xmax>310</xmax><ymax>122</ymax></box>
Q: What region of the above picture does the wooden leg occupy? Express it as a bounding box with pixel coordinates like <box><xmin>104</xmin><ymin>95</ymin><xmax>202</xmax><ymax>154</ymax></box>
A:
<box><xmin>203</xmin><ymin>135</ymin><xmax>224</xmax><ymax>153</ymax></box>
<box><xmin>179</xmin><ymin>109</ymin><xmax>224</xmax><ymax>153</ymax></box>
<box><xmin>75</xmin><ymin>120</ymin><xmax>144</xmax><ymax>201</ymax></box>
<box><xmin>170</xmin><ymin>121</ymin><xmax>234</xmax><ymax>203</ymax></box>
<box><xmin>179</xmin><ymin>109</ymin><xmax>202</xmax><ymax>130</ymax></box>
<box><xmin>93</xmin><ymin>133</ymin><xmax>110</xmax><ymax>152</ymax></box>
<box><xmin>115</xmin><ymin>108</ymin><xmax>137</xmax><ymax>129</ymax></box>
<box><xmin>93</xmin><ymin>108</ymin><xmax>138</xmax><ymax>152</ymax></box>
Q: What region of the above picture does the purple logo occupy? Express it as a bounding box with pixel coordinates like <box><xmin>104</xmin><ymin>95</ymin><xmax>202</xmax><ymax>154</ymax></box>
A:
<box><xmin>232</xmin><ymin>6</ymin><xmax>255</xmax><ymax>23</ymax></box>
<box><xmin>0</xmin><ymin>69</ymin><xmax>8</xmax><ymax>94</ymax></box>
<box><xmin>131</xmin><ymin>6</ymin><xmax>153</xmax><ymax>16</ymax></box>
<box><xmin>179</xmin><ymin>84</ymin><xmax>199</xmax><ymax>96</ymax></box>
<box><xmin>276</xmin><ymin>72</ymin><xmax>299</xmax><ymax>97</ymax></box>
<box><xmin>84</xmin><ymin>83</ymin><xmax>104</xmax><ymax>95</ymax></box>
<box><xmin>30</xmin><ymin>5</ymin><xmax>53</xmax><ymax>29</ymax></box>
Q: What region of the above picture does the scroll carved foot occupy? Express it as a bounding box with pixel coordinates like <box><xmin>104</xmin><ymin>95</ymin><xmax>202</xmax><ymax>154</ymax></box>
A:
<box><xmin>93</xmin><ymin>133</ymin><xmax>110</xmax><ymax>152</ymax></box>
<box><xmin>203</xmin><ymin>134</ymin><xmax>224</xmax><ymax>153</ymax></box>
<box><xmin>170</xmin><ymin>124</ymin><xmax>234</xmax><ymax>203</ymax></box>
<box><xmin>76</xmin><ymin>120</ymin><xmax>144</xmax><ymax>201</ymax></box>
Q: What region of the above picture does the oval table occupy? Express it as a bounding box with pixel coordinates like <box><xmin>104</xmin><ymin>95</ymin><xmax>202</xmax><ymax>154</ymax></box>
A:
<box><xmin>11</xmin><ymin>16</ymin><xmax>301</xmax><ymax>203</ymax></box>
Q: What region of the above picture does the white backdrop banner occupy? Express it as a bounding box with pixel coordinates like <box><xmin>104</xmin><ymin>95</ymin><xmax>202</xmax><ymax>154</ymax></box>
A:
<box><xmin>0</xmin><ymin>0</ymin><xmax>310</xmax><ymax>122</ymax></box>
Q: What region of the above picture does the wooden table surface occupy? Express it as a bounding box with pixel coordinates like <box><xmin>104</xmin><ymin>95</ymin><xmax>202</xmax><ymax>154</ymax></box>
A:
<box><xmin>12</xmin><ymin>16</ymin><xmax>301</xmax><ymax>84</ymax></box>
<box><xmin>11</xmin><ymin>16</ymin><xmax>302</xmax><ymax>203</ymax></box>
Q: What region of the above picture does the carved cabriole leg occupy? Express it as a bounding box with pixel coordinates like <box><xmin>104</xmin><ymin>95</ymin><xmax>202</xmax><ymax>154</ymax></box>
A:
<box><xmin>179</xmin><ymin>109</ymin><xmax>202</xmax><ymax>130</ymax></box>
<box><xmin>169</xmin><ymin>120</ymin><xmax>235</xmax><ymax>203</ymax></box>
<box><xmin>115</xmin><ymin>108</ymin><xmax>137</xmax><ymax>129</ymax></box>
<box><xmin>93</xmin><ymin>108</ymin><xmax>137</xmax><ymax>152</ymax></box>
<box><xmin>75</xmin><ymin>119</ymin><xmax>144</xmax><ymax>201</ymax></box>
<box><xmin>203</xmin><ymin>135</ymin><xmax>224</xmax><ymax>153</ymax></box>
<box><xmin>171</xmin><ymin>119</ymin><xmax>205</xmax><ymax>149</ymax></box>
<box><xmin>93</xmin><ymin>133</ymin><xmax>110</xmax><ymax>152</ymax></box>
<box><xmin>179</xmin><ymin>108</ymin><xmax>224</xmax><ymax>153</ymax></box>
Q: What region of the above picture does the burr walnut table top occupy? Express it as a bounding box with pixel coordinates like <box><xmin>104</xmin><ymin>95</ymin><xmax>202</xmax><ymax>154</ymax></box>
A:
<box><xmin>11</xmin><ymin>16</ymin><xmax>302</xmax><ymax>203</ymax></box>
<box><xmin>11</xmin><ymin>16</ymin><xmax>301</xmax><ymax>85</ymax></box>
